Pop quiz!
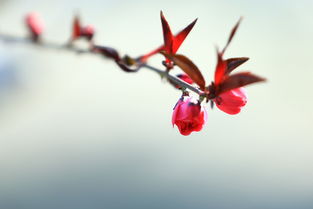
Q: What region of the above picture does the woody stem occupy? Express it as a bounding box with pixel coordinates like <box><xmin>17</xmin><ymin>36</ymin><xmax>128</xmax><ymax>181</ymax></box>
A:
<box><xmin>0</xmin><ymin>33</ymin><xmax>205</xmax><ymax>96</ymax></box>
<box><xmin>141</xmin><ymin>63</ymin><xmax>203</xmax><ymax>95</ymax></box>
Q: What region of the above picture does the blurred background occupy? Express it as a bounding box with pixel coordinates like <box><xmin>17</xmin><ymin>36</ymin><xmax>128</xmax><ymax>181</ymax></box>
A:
<box><xmin>0</xmin><ymin>0</ymin><xmax>313</xmax><ymax>208</ymax></box>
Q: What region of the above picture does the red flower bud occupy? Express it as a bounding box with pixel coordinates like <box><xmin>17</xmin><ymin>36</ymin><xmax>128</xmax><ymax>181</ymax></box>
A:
<box><xmin>172</xmin><ymin>96</ymin><xmax>207</xmax><ymax>136</ymax></box>
<box><xmin>81</xmin><ymin>25</ymin><xmax>95</xmax><ymax>40</ymax></box>
<box><xmin>71</xmin><ymin>15</ymin><xmax>95</xmax><ymax>42</ymax></box>
<box><xmin>25</xmin><ymin>12</ymin><xmax>44</xmax><ymax>40</ymax></box>
<box><xmin>214</xmin><ymin>87</ymin><xmax>247</xmax><ymax>115</ymax></box>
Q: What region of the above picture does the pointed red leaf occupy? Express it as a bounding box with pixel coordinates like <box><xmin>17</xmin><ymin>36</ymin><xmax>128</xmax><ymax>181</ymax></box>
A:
<box><xmin>160</xmin><ymin>11</ymin><xmax>174</xmax><ymax>53</ymax></box>
<box><xmin>214</xmin><ymin>52</ymin><xmax>227</xmax><ymax>85</ymax></box>
<box><xmin>226</xmin><ymin>57</ymin><xmax>249</xmax><ymax>74</ymax></box>
<box><xmin>139</xmin><ymin>13</ymin><xmax>197</xmax><ymax>62</ymax></box>
<box><xmin>162</xmin><ymin>52</ymin><xmax>206</xmax><ymax>90</ymax></box>
<box><xmin>172</xmin><ymin>18</ymin><xmax>198</xmax><ymax>53</ymax></box>
<box><xmin>221</xmin><ymin>17</ymin><xmax>242</xmax><ymax>55</ymax></box>
<box><xmin>217</xmin><ymin>72</ymin><xmax>266</xmax><ymax>95</ymax></box>
<box><xmin>72</xmin><ymin>15</ymin><xmax>81</xmax><ymax>40</ymax></box>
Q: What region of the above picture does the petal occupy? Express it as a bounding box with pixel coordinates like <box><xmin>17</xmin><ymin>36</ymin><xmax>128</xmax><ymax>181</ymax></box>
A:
<box><xmin>176</xmin><ymin>121</ymin><xmax>193</xmax><ymax>136</ymax></box>
<box><xmin>175</xmin><ymin>98</ymin><xmax>192</xmax><ymax>121</ymax></box>
<box><xmin>26</xmin><ymin>12</ymin><xmax>44</xmax><ymax>36</ymax></box>
<box><xmin>172</xmin><ymin>96</ymin><xmax>207</xmax><ymax>135</ymax></box>
<box><xmin>215</xmin><ymin>87</ymin><xmax>247</xmax><ymax>115</ymax></box>
<box><xmin>172</xmin><ymin>98</ymin><xmax>183</xmax><ymax>126</ymax></box>
<box><xmin>81</xmin><ymin>25</ymin><xmax>95</xmax><ymax>40</ymax></box>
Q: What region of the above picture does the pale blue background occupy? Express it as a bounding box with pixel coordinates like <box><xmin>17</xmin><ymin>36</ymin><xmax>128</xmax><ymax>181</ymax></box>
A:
<box><xmin>0</xmin><ymin>0</ymin><xmax>313</xmax><ymax>208</ymax></box>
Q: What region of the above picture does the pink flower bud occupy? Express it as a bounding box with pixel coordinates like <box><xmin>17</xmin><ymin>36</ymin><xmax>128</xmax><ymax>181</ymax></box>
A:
<box><xmin>25</xmin><ymin>12</ymin><xmax>44</xmax><ymax>39</ymax></box>
<box><xmin>81</xmin><ymin>25</ymin><xmax>95</xmax><ymax>40</ymax></box>
<box><xmin>172</xmin><ymin>96</ymin><xmax>207</xmax><ymax>136</ymax></box>
<box><xmin>214</xmin><ymin>87</ymin><xmax>247</xmax><ymax>115</ymax></box>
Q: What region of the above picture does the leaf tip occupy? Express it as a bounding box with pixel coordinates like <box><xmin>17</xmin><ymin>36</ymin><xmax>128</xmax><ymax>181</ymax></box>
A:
<box><xmin>192</xmin><ymin>18</ymin><xmax>198</xmax><ymax>25</ymax></box>
<box><xmin>160</xmin><ymin>10</ymin><xmax>165</xmax><ymax>18</ymax></box>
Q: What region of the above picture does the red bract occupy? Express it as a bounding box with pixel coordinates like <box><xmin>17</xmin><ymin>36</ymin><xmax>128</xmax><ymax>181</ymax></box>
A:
<box><xmin>140</xmin><ymin>11</ymin><xmax>197</xmax><ymax>67</ymax></box>
<box><xmin>25</xmin><ymin>12</ymin><xmax>44</xmax><ymax>41</ymax></box>
<box><xmin>72</xmin><ymin>15</ymin><xmax>81</xmax><ymax>40</ymax></box>
<box><xmin>172</xmin><ymin>96</ymin><xmax>207</xmax><ymax>136</ymax></box>
<box><xmin>71</xmin><ymin>15</ymin><xmax>95</xmax><ymax>41</ymax></box>
<box><xmin>214</xmin><ymin>87</ymin><xmax>247</xmax><ymax>115</ymax></box>
<box><xmin>213</xmin><ymin>18</ymin><xmax>243</xmax><ymax>88</ymax></box>
<box><xmin>210</xmin><ymin>18</ymin><xmax>265</xmax><ymax>114</ymax></box>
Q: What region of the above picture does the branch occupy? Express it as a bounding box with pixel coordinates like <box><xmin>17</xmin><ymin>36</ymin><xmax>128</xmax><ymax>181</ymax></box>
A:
<box><xmin>142</xmin><ymin>63</ymin><xmax>203</xmax><ymax>95</ymax></box>
<box><xmin>0</xmin><ymin>32</ymin><xmax>203</xmax><ymax>95</ymax></box>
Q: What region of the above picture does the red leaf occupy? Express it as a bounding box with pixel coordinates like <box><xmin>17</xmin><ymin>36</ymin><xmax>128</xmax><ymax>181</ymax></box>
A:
<box><xmin>72</xmin><ymin>15</ymin><xmax>81</xmax><ymax>40</ymax></box>
<box><xmin>226</xmin><ymin>57</ymin><xmax>249</xmax><ymax>74</ymax></box>
<box><xmin>160</xmin><ymin>11</ymin><xmax>174</xmax><ymax>53</ymax></box>
<box><xmin>217</xmin><ymin>72</ymin><xmax>266</xmax><ymax>95</ymax></box>
<box><xmin>162</xmin><ymin>52</ymin><xmax>206</xmax><ymax>90</ymax></box>
<box><xmin>93</xmin><ymin>45</ymin><xmax>120</xmax><ymax>61</ymax></box>
<box><xmin>221</xmin><ymin>17</ymin><xmax>242</xmax><ymax>55</ymax></box>
<box><xmin>214</xmin><ymin>52</ymin><xmax>227</xmax><ymax>85</ymax></box>
<box><xmin>172</xmin><ymin>18</ymin><xmax>197</xmax><ymax>53</ymax></box>
<box><xmin>139</xmin><ymin>13</ymin><xmax>197</xmax><ymax>62</ymax></box>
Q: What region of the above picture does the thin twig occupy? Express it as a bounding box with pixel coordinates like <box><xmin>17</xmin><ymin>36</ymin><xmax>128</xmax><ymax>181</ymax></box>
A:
<box><xmin>0</xmin><ymin>33</ymin><xmax>203</xmax><ymax>95</ymax></box>
<box><xmin>142</xmin><ymin>63</ymin><xmax>203</xmax><ymax>95</ymax></box>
